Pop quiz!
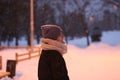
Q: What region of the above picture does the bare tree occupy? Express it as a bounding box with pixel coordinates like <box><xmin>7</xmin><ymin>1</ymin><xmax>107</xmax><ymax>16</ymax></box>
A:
<box><xmin>74</xmin><ymin>0</ymin><xmax>90</xmax><ymax>46</ymax></box>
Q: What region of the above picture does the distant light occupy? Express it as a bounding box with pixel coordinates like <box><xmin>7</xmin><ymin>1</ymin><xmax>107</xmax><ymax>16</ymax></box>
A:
<box><xmin>89</xmin><ymin>16</ymin><xmax>94</xmax><ymax>22</ymax></box>
<box><xmin>113</xmin><ymin>5</ymin><xmax>118</xmax><ymax>10</ymax></box>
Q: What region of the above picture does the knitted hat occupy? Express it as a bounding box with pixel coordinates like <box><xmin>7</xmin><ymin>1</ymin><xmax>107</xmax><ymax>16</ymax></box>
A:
<box><xmin>41</xmin><ymin>24</ymin><xmax>63</xmax><ymax>40</ymax></box>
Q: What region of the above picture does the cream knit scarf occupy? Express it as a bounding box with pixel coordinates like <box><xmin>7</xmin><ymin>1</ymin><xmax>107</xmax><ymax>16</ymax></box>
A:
<box><xmin>41</xmin><ymin>38</ymin><xmax>67</xmax><ymax>55</ymax></box>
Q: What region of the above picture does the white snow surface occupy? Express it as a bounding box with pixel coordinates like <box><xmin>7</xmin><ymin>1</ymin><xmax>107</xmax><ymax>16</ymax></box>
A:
<box><xmin>0</xmin><ymin>31</ymin><xmax>120</xmax><ymax>80</ymax></box>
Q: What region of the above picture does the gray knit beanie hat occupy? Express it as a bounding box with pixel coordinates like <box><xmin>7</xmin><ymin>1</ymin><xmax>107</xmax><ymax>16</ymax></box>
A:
<box><xmin>41</xmin><ymin>24</ymin><xmax>63</xmax><ymax>40</ymax></box>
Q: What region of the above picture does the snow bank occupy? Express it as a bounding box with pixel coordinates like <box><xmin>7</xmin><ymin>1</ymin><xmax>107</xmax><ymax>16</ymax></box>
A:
<box><xmin>0</xmin><ymin>31</ymin><xmax>120</xmax><ymax>80</ymax></box>
<box><xmin>0</xmin><ymin>44</ymin><xmax>120</xmax><ymax>80</ymax></box>
<box><xmin>64</xmin><ymin>44</ymin><xmax>120</xmax><ymax>80</ymax></box>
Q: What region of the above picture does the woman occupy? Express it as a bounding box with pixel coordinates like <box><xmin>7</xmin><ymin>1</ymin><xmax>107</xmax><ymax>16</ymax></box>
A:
<box><xmin>38</xmin><ymin>25</ymin><xmax>69</xmax><ymax>80</ymax></box>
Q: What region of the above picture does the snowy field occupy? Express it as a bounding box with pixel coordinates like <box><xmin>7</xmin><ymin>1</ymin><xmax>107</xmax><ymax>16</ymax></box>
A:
<box><xmin>0</xmin><ymin>31</ymin><xmax>120</xmax><ymax>80</ymax></box>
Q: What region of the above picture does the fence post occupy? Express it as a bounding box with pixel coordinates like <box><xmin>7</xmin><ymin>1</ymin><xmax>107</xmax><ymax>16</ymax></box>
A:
<box><xmin>16</xmin><ymin>53</ymin><xmax>18</xmax><ymax>63</ymax></box>
<box><xmin>29</xmin><ymin>51</ymin><xmax>31</xmax><ymax>59</ymax></box>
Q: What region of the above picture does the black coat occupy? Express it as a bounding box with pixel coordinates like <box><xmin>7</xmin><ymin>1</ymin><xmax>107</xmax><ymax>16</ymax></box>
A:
<box><xmin>38</xmin><ymin>50</ymin><xmax>69</xmax><ymax>80</ymax></box>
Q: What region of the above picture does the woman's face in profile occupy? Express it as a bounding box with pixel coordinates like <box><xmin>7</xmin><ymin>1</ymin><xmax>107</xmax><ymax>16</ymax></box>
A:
<box><xmin>57</xmin><ymin>33</ymin><xmax>64</xmax><ymax>43</ymax></box>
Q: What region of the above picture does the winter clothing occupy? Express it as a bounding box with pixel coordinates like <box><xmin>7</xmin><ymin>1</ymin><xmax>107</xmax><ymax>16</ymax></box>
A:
<box><xmin>38</xmin><ymin>38</ymin><xmax>69</xmax><ymax>80</ymax></box>
<box><xmin>41</xmin><ymin>38</ymin><xmax>67</xmax><ymax>54</ymax></box>
<box><xmin>41</xmin><ymin>24</ymin><xmax>62</xmax><ymax>40</ymax></box>
<box><xmin>38</xmin><ymin>24</ymin><xmax>69</xmax><ymax>80</ymax></box>
<box><xmin>38</xmin><ymin>50</ymin><xmax>69</xmax><ymax>80</ymax></box>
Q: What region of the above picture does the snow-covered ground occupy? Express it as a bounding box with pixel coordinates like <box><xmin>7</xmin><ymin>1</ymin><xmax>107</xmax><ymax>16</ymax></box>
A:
<box><xmin>0</xmin><ymin>31</ymin><xmax>120</xmax><ymax>80</ymax></box>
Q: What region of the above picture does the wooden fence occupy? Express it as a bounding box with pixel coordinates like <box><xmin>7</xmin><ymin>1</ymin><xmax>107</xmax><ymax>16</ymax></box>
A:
<box><xmin>16</xmin><ymin>47</ymin><xmax>41</xmax><ymax>63</ymax></box>
<box><xmin>0</xmin><ymin>46</ymin><xmax>41</xmax><ymax>63</ymax></box>
<box><xmin>0</xmin><ymin>46</ymin><xmax>30</xmax><ymax>50</ymax></box>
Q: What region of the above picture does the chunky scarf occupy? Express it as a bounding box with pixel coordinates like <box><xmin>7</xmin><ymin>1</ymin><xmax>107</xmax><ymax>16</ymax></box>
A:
<box><xmin>41</xmin><ymin>38</ymin><xmax>67</xmax><ymax>55</ymax></box>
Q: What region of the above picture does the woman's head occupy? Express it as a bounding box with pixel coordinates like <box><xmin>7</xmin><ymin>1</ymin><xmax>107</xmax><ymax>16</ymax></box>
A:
<box><xmin>41</xmin><ymin>24</ymin><xmax>64</xmax><ymax>42</ymax></box>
